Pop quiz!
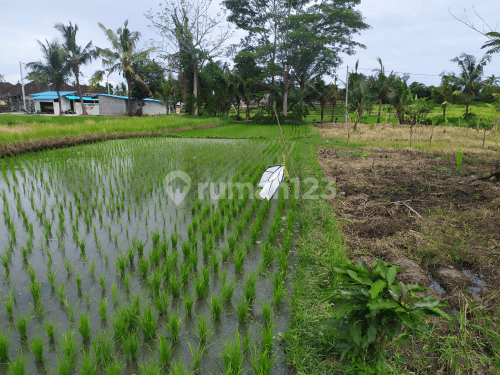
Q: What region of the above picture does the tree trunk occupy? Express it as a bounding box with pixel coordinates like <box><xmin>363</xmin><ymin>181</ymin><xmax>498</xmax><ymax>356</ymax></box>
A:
<box><xmin>320</xmin><ymin>103</ymin><xmax>324</xmax><ymax>123</ymax></box>
<box><xmin>443</xmin><ymin>105</ymin><xmax>446</xmax><ymax>118</ymax></box>
<box><xmin>127</xmin><ymin>77</ymin><xmax>132</xmax><ymax>116</ymax></box>
<box><xmin>377</xmin><ymin>98</ymin><xmax>382</xmax><ymax>123</ymax></box>
<box><xmin>193</xmin><ymin>69</ymin><xmax>198</xmax><ymax>116</ymax></box>
<box><xmin>75</xmin><ymin>67</ymin><xmax>88</xmax><ymax>116</ymax></box>
<box><xmin>331</xmin><ymin>102</ymin><xmax>336</xmax><ymax>122</ymax></box>
<box><xmin>465</xmin><ymin>97</ymin><xmax>469</xmax><ymax>115</ymax></box>
<box><xmin>245</xmin><ymin>100</ymin><xmax>251</xmax><ymax>120</ymax></box>
<box><xmin>56</xmin><ymin>90</ymin><xmax>62</xmax><ymax>115</ymax></box>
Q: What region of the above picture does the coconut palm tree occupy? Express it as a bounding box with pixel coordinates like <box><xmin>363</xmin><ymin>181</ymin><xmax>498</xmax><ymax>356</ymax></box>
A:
<box><xmin>482</xmin><ymin>32</ymin><xmax>500</xmax><ymax>54</ymax></box>
<box><xmin>370</xmin><ymin>57</ymin><xmax>395</xmax><ymax>123</ymax></box>
<box><xmin>96</xmin><ymin>20</ymin><xmax>154</xmax><ymax>116</ymax></box>
<box><xmin>54</xmin><ymin>22</ymin><xmax>98</xmax><ymax>115</ymax></box>
<box><xmin>432</xmin><ymin>75</ymin><xmax>456</xmax><ymax>118</ymax></box>
<box><xmin>26</xmin><ymin>39</ymin><xmax>71</xmax><ymax>115</ymax></box>
<box><xmin>327</xmin><ymin>81</ymin><xmax>342</xmax><ymax>122</ymax></box>
<box><xmin>390</xmin><ymin>76</ymin><xmax>411</xmax><ymax>125</ymax></box>
<box><xmin>449</xmin><ymin>53</ymin><xmax>492</xmax><ymax>115</ymax></box>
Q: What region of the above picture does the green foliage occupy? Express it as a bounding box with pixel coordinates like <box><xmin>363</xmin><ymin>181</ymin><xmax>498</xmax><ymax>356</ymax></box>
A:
<box><xmin>322</xmin><ymin>259</ymin><xmax>450</xmax><ymax>360</ymax></box>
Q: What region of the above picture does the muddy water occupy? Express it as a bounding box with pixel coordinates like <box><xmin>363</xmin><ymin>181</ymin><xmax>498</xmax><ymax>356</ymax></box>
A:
<box><xmin>0</xmin><ymin>138</ymin><xmax>298</xmax><ymax>374</ymax></box>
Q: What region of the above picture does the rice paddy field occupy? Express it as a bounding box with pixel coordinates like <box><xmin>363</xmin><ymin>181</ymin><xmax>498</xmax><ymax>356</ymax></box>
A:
<box><xmin>0</xmin><ymin>136</ymin><xmax>300</xmax><ymax>374</ymax></box>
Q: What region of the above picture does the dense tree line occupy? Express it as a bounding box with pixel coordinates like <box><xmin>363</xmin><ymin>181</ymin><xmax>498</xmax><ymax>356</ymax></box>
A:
<box><xmin>22</xmin><ymin>3</ymin><xmax>499</xmax><ymax>120</ymax></box>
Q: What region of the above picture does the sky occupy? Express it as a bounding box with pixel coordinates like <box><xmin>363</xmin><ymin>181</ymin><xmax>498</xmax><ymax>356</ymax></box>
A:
<box><xmin>0</xmin><ymin>0</ymin><xmax>498</xmax><ymax>89</ymax></box>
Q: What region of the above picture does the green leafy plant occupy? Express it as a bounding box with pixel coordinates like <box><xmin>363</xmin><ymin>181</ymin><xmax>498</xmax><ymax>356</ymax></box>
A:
<box><xmin>322</xmin><ymin>259</ymin><xmax>451</xmax><ymax>360</ymax></box>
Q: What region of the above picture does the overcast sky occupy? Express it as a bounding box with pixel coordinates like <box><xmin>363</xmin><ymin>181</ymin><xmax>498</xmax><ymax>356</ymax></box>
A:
<box><xmin>1</xmin><ymin>0</ymin><xmax>498</xmax><ymax>89</ymax></box>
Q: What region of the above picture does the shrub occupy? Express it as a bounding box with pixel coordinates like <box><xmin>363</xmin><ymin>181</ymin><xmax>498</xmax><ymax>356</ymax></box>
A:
<box><xmin>322</xmin><ymin>259</ymin><xmax>450</xmax><ymax>360</ymax></box>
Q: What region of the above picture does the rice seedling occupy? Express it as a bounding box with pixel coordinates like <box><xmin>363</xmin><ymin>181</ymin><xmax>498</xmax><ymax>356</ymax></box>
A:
<box><xmin>4</xmin><ymin>293</ymin><xmax>14</xmax><ymax>320</ymax></box>
<box><xmin>0</xmin><ymin>329</ymin><xmax>9</xmax><ymax>361</ymax></box>
<box><xmin>111</xmin><ymin>282</ymin><xmax>119</xmax><ymax>304</ymax></box>
<box><xmin>91</xmin><ymin>329</ymin><xmax>114</xmax><ymax>367</ymax></box>
<box><xmin>97</xmin><ymin>297</ymin><xmax>108</xmax><ymax>320</ymax></box>
<box><xmin>170</xmin><ymin>232</ymin><xmax>178</xmax><ymax>249</ymax></box>
<box><xmin>244</xmin><ymin>271</ymin><xmax>258</xmax><ymax>304</ymax></box>
<box><xmin>138</xmin><ymin>257</ymin><xmax>149</xmax><ymax>278</ymax></box>
<box><xmin>189</xmin><ymin>250</ymin><xmax>198</xmax><ymax>270</ymax></box>
<box><xmin>243</xmin><ymin>324</ymin><xmax>252</xmax><ymax>354</ymax></box>
<box><xmin>220</xmin><ymin>245</ymin><xmax>230</xmax><ymax>263</ymax></box>
<box><xmin>261</xmin><ymin>243</ymin><xmax>274</xmax><ymax>267</ymax></box>
<box><xmin>251</xmin><ymin>223</ymin><xmax>260</xmax><ymax>244</ymax></box>
<box><xmin>60</xmin><ymin>329</ymin><xmax>77</xmax><ymax>365</ymax></box>
<box><xmin>63</xmin><ymin>257</ymin><xmax>72</xmax><ymax>276</ymax></box>
<box><xmin>169</xmin><ymin>273</ymin><xmax>182</xmax><ymax>298</ymax></box>
<box><xmin>78</xmin><ymin>311</ymin><xmax>91</xmax><ymax>341</ymax></box>
<box><xmin>17</xmin><ymin>315</ymin><xmax>30</xmax><ymax>340</ymax></box>
<box><xmin>30</xmin><ymin>333</ymin><xmax>44</xmax><ymax>362</ymax></box>
<box><xmin>139</xmin><ymin>303</ymin><xmax>156</xmax><ymax>340</ymax></box>
<box><xmin>182</xmin><ymin>290</ymin><xmax>194</xmax><ymax>316</ymax></box>
<box><xmin>147</xmin><ymin>269</ymin><xmax>160</xmax><ymax>296</ymax></box>
<box><xmin>236</xmin><ymin>294</ymin><xmax>249</xmax><ymax>324</ymax></box>
<box><xmin>154</xmin><ymin>289</ymin><xmax>170</xmax><ymax>315</ymax></box>
<box><xmin>28</xmin><ymin>279</ymin><xmax>42</xmax><ymax>305</ymax></box>
<box><xmin>116</xmin><ymin>255</ymin><xmax>126</xmax><ymax>277</ymax></box>
<box><xmin>46</xmin><ymin>268</ymin><xmax>57</xmax><ymax>288</ymax></box>
<box><xmin>277</xmin><ymin>248</ymin><xmax>289</xmax><ymax>274</ymax></box>
<box><xmin>234</xmin><ymin>246</ymin><xmax>246</xmax><ymax>274</ymax></box>
<box><xmin>122</xmin><ymin>331</ymin><xmax>139</xmax><ymax>361</ymax></box>
<box><xmin>222</xmin><ymin>330</ymin><xmax>243</xmax><ymax>375</ymax></box>
<box><xmin>188</xmin><ymin>341</ymin><xmax>206</xmax><ymax>373</ymax></box>
<box><xmin>76</xmin><ymin>270</ymin><xmax>82</xmax><ymax>290</ymax></box>
<box><xmin>194</xmin><ymin>273</ymin><xmax>208</xmax><ymax>299</ymax></box>
<box><xmin>77</xmin><ymin>348</ymin><xmax>98</xmax><ymax>375</ymax></box>
<box><xmin>210</xmin><ymin>293</ymin><xmax>222</xmax><ymax>320</ymax></box>
<box><xmin>167</xmin><ymin>306</ymin><xmax>183</xmax><ymax>342</ymax></box>
<box><xmin>127</xmin><ymin>247</ymin><xmax>135</xmax><ymax>266</ymax></box>
<box><xmin>45</xmin><ymin>321</ymin><xmax>56</xmax><ymax>342</ymax></box>
<box><xmin>8</xmin><ymin>353</ymin><xmax>27</xmax><ymax>375</ymax></box>
<box><xmin>227</xmin><ymin>235</ymin><xmax>237</xmax><ymax>252</ymax></box>
<box><xmin>157</xmin><ymin>333</ymin><xmax>172</xmax><ymax>369</ymax></box>
<box><xmin>210</xmin><ymin>252</ymin><xmax>219</xmax><ymax>273</ymax></box>
<box><xmin>273</xmin><ymin>281</ymin><xmax>285</xmax><ymax>308</ymax></box>
<box><xmin>171</xmin><ymin>357</ymin><xmax>191</xmax><ymax>375</ymax></box>
<box><xmin>221</xmin><ymin>278</ymin><xmax>236</xmax><ymax>303</ymax></box>
<box><xmin>64</xmin><ymin>298</ymin><xmax>78</xmax><ymax>322</ymax></box>
<box><xmin>251</xmin><ymin>344</ymin><xmax>276</xmax><ymax>375</ymax></box>
<box><xmin>260</xmin><ymin>322</ymin><xmax>275</xmax><ymax>354</ymax></box>
<box><xmin>0</xmin><ymin>252</ymin><xmax>9</xmax><ymax>274</ymax></box>
<box><xmin>195</xmin><ymin>314</ymin><xmax>211</xmax><ymax>344</ymax></box>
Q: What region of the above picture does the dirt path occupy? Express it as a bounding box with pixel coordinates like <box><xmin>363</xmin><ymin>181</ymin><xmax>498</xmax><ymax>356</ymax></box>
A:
<box><xmin>318</xmin><ymin>147</ymin><xmax>500</xmax><ymax>311</ymax></box>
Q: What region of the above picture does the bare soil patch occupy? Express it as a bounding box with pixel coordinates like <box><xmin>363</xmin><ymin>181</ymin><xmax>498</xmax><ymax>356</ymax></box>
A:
<box><xmin>318</xmin><ymin>147</ymin><xmax>500</xmax><ymax>311</ymax></box>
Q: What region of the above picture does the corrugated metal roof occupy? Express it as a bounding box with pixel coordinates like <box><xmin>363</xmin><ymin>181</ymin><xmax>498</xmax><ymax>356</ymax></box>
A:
<box><xmin>98</xmin><ymin>94</ymin><xmax>162</xmax><ymax>103</ymax></box>
<box><xmin>31</xmin><ymin>91</ymin><xmax>77</xmax><ymax>100</ymax></box>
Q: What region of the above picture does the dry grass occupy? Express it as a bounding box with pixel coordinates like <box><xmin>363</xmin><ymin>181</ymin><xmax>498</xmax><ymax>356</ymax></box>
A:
<box><xmin>318</xmin><ymin>122</ymin><xmax>500</xmax><ymax>159</ymax></box>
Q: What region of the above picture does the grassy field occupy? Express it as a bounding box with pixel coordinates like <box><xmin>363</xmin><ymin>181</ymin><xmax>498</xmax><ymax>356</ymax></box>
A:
<box><xmin>317</xmin><ymin>121</ymin><xmax>500</xmax><ymax>158</ymax></box>
<box><xmin>0</xmin><ymin>114</ymin><xmax>220</xmax><ymax>144</ymax></box>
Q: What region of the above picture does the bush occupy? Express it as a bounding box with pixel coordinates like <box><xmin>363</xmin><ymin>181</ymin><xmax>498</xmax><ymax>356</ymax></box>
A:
<box><xmin>322</xmin><ymin>259</ymin><xmax>450</xmax><ymax>361</ymax></box>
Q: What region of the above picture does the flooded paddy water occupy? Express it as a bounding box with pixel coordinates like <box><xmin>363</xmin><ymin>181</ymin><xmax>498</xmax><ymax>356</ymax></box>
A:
<box><xmin>0</xmin><ymin>137</ymin><xmax>299</xmax><ymax>374</ymax></box>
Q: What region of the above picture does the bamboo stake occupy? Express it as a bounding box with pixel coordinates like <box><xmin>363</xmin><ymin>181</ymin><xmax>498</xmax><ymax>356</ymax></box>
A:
<box><xmin>273</xmin><ymin>108</ymin><xmax>306</xmax><ymax>210</ymax></box>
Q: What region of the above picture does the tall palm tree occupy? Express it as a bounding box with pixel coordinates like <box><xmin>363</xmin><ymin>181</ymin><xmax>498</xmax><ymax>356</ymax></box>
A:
<box><xmin>54</xmin><ymin>22</ymin><xmax>98</xmax><ymax>115</ymax></box>
<box><xmin>0</xmin><ymin>74</ymin><xmax>5</xmax><ymax>82</ymax></box>
<box><xmin>370</xmin><ymin>57</ymin><xmax>395</xmax><ymax>123</ymax></box>
<box><xmin>327</xmin><ymin>81</ymin><xmax>342</xmax><ymax>122</ymax></box>
<box><xmin>390</xmin><ymin>76</ymin><xmax>411</xmax><ymax>125</ymax></box>
<box><xmin>450</xmin><ymin>53</ymin><xmax>492</xmax><ymax>115</ymax></box>
<box><xmin>432</xmin><ymin>75</ymin><xmax>456</xmax><ymax>118</ymax></box>
<box><xmin>96</xmin><ymin>20</ymin><xmax>154</xmax><ymax>116</ymax></box>
<box><xmin>26</xmin><ymin>39</ymin><xmax>71</xmax><ymax>115</ymax></box>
